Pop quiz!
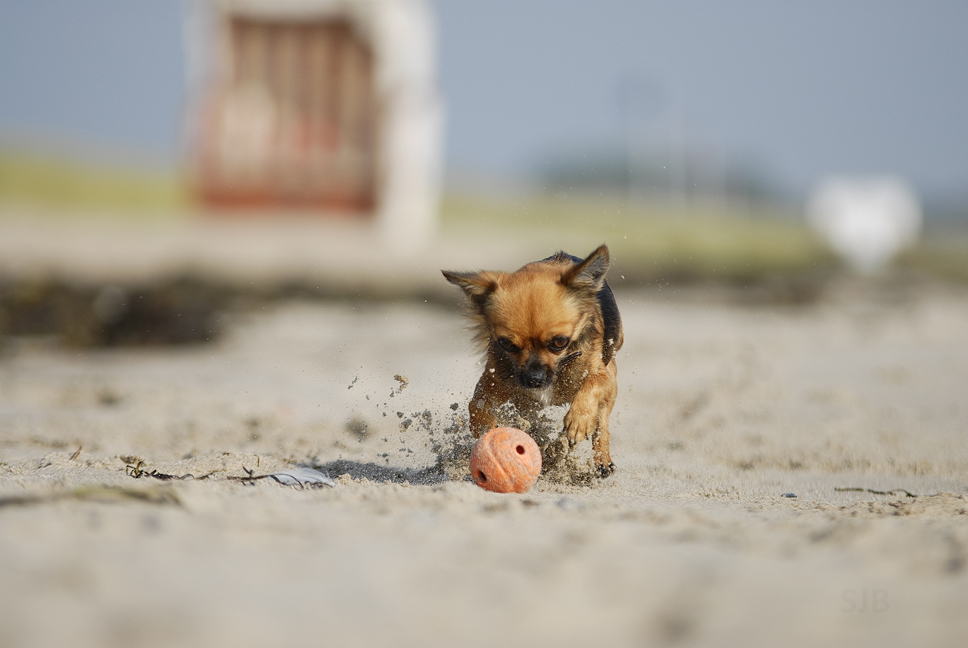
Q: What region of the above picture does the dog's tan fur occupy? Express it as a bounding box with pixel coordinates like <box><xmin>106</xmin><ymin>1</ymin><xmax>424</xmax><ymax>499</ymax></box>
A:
<box><xmin>443</xmin><ymin>245</ymin><xmax>624</xmax><ymax>476</ymax></box>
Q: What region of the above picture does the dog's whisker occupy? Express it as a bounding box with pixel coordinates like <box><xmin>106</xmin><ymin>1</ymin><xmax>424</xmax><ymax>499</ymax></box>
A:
<box><xmin>560</xmin><ymin>351</ymin><xmax>583</xmax><ymax>367</ymax></box>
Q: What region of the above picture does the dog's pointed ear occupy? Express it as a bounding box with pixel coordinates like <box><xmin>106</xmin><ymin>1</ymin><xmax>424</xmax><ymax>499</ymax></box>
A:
<box><xmin>442</xmin><ymin>270</ymin><xmax>500</xmax><ymax>300</ymax></box>
<box><xmin>561</xmin><ymin>245</ymin><xmax>610</xmax><ymax>292</ymax></box>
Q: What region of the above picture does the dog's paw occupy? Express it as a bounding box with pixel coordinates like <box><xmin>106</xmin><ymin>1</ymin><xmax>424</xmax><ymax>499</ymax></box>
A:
<box><xmin>562</xmin><ymin>409</ymin><xmax>596</xmax><ymax>445</ymax></box>
<box><xmin>595</xmin><ymin>461</ymin><xmax>616</xmax><ymax>478</ymax></box>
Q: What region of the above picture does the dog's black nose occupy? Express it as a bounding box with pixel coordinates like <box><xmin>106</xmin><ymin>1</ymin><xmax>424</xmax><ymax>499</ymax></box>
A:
<box><xmin>519</xmin><ymin>366</ymin><xmax>550</xmax><ymax>389</ymax></box>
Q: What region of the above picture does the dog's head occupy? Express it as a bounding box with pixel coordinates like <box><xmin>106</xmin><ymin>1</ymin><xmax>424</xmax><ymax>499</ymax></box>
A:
<box><xmin>443</xmin><ymin>245</ymin><xmax>611</xmax><ymax>391</ymax></box>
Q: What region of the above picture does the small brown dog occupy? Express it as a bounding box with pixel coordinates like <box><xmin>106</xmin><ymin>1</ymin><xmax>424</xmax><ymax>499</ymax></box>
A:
<box><xmin>443</xmin><ymin>244</ymin><xmax>623</xmax><ymax>477</ymax></box>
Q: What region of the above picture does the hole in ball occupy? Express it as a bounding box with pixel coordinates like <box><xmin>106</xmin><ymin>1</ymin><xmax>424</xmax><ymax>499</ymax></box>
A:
<box><xmin>516</xmin><ymin>445</ymin><xmax>526</xmax><ymax>455</ymax></box>
<box><xmin>477</xmin><ymin>470</ymin><xmax>487</xmax><ymax>483</ymax></box>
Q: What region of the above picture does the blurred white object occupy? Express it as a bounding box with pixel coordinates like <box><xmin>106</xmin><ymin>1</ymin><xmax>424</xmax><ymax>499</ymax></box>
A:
<box><xmin>807</xmin><ymin>177</ymin><xmax>922</xmax><ymax>272</ymax></box>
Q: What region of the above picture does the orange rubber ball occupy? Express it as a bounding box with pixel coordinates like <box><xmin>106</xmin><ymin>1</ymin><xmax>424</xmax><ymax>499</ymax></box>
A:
<box><xmin>469</xmin><ymin>427</ymin><xmax>542</xmax><ymax>493</ymax></box>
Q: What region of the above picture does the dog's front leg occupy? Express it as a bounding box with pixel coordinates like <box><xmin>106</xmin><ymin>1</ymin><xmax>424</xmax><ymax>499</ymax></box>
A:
<box><xmin>562</xmin><ymin>361</ymin><xmax>618</xmax><ymax>475</ymax></box>
<box><xmin>467</xmin><ymin>372</ymin><xmax>505</xmax><ymax>438</ymax></box>
<box><xmin>591</xmin><ymin>387</ymin><xmax>617</xmax><ymax>477</ymax></box>
<box><xmin>468</xmin><ymin>399</ymin><xmax>496</xmax><ymax>439</ymax></box>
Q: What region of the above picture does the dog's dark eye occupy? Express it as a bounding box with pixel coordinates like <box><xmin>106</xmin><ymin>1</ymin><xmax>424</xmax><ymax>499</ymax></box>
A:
<box><xmin>548</xmin><ymin>336</ymin><xmax>570</xmax><ymax>352</ymax></box>
<box><xmin>497</xmin><ymin>337</ymin><xmax>518</xmax><ymax>353</ymax></box>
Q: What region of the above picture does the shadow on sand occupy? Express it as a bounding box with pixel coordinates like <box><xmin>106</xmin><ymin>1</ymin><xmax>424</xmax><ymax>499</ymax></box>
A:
<box><xmin>313</xmin><ymin>459</ymin><xmax>454</xmax><ymax>486</ymax></box>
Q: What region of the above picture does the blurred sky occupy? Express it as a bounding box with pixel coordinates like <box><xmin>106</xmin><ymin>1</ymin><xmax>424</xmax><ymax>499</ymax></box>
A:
<box><xmin>0</xmin><ymin>0</ymin><xmax>966</xmax><ymax>202</ymax></box>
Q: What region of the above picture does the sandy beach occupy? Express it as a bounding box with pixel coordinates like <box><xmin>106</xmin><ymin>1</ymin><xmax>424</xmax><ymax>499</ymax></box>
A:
<box><xmin>1</xmin><ymin>217</ymin><xmax>967</xmax><ymax>647</ymax></box>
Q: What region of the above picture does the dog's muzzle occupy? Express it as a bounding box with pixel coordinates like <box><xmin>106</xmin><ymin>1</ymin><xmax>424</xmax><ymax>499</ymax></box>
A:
<box><xmin>517</xmin><ymin>360</ymin><xmax>553</xmax><ymax>390</ymax></box>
